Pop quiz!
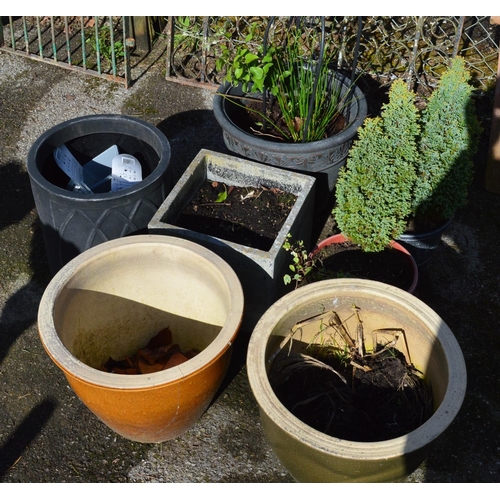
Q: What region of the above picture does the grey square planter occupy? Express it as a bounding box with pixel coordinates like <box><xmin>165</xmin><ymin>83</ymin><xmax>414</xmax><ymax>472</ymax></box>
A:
<box><xmin>148</xmin><ymin>149</ymin><xmax>316</xmax><ymax>332</ymax></box>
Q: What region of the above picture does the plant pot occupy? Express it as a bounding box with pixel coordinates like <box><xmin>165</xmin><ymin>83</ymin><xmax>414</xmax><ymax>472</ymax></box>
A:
<box><xmin>397</xmin><ymin>219</ymin><xmax>453</xmax><ymax>269</ymax></box>
<box><xmin>309</xmin><ymin>234</ymin><xmax>419</xmax><ymax>294</ymax></box>
<box><xmin>148</xmin><ymin>149</ymin><xmax>315</xmax><ymax>332</ymax></box>
<box><xmin>213</xmin><ymin>74</ymin><xmax>367</xmax><ymax>211</ymax></box>
<box><xmin>37</xmin><ymin>234</ymin><xmax>244</xmax><ymax>443</ymax></box>
<box><xmin>27</xmin><ymin>114</ymin><xmax>172</xmax><ymax>275</ymax></box>
<box><xmin>246</xmin><ymin>278</ymin><xmax>467</xmax><ymax>482</ymax></box>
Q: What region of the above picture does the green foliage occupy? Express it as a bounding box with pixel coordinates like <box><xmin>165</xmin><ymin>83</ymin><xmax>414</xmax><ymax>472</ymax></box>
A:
<box><xmin>217</xmin><ymin>22</ymin><xmax>348</xmax><ymax>143</ymax></box>
<box><xmin>283</xmin><ymin>234</ymin><xmax>315</xmax><ymax>287</ymax></box>
<box><xmin>215</xmin><ymin>184</ymin><xmax>228</xmax><ymax>202</ymax></box>
<box><xmin>215</xmin><ymin>20</ymin><xmax>266</xmax><ymax>86</ymax></box>
<box><xmin>221</xmin><ymin>45</ymin><xmax>276</xmax><ymax>94</ymax></box>
<box><xmin>86</xmin><ymin>24</ymin><xmax>124</xmax><ymax>63</ymax></box>
<box><xmin>413</xmin><ymin>57</ymin><xmax>483</xmax><ymax>222</ymax></box>
<box><xmin>334</xmin><ymin>80</ymin><xmax>420</xmax><ymax>252</ymax></box>
<box><xmin>334</xmin><ymin>57</ymin><xmax>482</xmax><ymax>251</ymax></box>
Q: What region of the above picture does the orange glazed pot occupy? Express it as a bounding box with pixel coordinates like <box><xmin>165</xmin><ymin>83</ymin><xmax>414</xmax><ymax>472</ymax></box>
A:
<box><xmin>37</xmin><ymin>235</ymin><xmax>244</xmax><ymax>443</ymax></box>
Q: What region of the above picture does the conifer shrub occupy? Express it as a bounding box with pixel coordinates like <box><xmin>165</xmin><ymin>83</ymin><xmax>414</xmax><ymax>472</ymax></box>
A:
<box><xmin>412</xmin><ymin>57</ymin><xmax>482</xmax><ymax>226</ymax></box>
<box><xmin>334</xmin><ymin>79</ymin><xmax>419</xmax><ymax>252</ymax></box>
<box><xmin>334</xmin><ymin>57</ymin><xmax>481</xmax><ymax>251</ymax></box>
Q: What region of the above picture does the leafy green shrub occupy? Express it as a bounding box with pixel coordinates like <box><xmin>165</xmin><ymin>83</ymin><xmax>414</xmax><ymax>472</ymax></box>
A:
<box><xmin>333</xmin><ymin>79</ymin><xmax>419</xmax><ymax>252</ymax></box>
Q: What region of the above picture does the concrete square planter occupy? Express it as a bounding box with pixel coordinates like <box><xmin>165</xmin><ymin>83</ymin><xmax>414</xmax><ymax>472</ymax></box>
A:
<box><xmin>148</xmin><ymin>149</ymin><xmax>316</xmax><ymax>331</ymax></box>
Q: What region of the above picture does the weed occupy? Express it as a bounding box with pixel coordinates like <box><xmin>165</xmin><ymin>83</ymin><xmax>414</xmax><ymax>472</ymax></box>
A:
<box><xmin>86</xmin><ymin>24</ymin><xmax>124</xmax><ymax>64</ymax></box>
<box><xmin>283</xmin><ymin>234</ymin><xmax>315</xmax><ymax>287</ymax></box>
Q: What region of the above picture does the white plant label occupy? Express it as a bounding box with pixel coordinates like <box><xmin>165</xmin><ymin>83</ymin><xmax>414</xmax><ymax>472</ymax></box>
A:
<box><xmin>111</xmin><ymin>154</ymin><xmax>143</xmax><ymax>192</ymax></box>
<box><xmin>88</xmin><ymin>145</ymin><xmax>119</xmax><ymax>168</ymax></box>
<box><xmin>82</xmin><ymin>145</ymin><xmax>118</xmax><ymax>191</ymax></box>
<box><xmin>53</xmin><ymin>144</ymin><xmax>91</xmax><ymax>191</ymax></box>
<box><xmin>54</xmin><ymin>144</ymin><xmax>82</xmax><ymax>181</ymax></box>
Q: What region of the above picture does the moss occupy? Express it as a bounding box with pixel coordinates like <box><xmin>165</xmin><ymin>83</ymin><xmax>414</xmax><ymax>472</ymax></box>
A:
<box><xmin>122</xmin><ymin>90</ymin><xmax>158</xmax><ymax>117</ymax></box>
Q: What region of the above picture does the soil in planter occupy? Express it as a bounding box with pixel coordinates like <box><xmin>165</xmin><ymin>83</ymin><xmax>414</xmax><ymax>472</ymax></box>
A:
<box><xmin>175</xmin><ymin>181</ymin><xmax>297</xmax><ymax>251</ymax></box>
<box><xmin>309</xmin><ymin>240</ymin><xmax>414</xmax><ymax>291</ymax></box>
<box><xmin>269</xmin><ymin>341</ymin><xmax>433</xmax><ymax>442</ymax></box>
<box><xmin>230</xmin><ymin>95</ymin><xmax>347</xmax><ymax>142</ymax></box>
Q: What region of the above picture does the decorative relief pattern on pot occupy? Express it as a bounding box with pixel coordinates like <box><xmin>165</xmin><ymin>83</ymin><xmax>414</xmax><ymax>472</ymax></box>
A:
<box><xmin>50</xmin><ymin>198</ymin><xmax>161</xmax><ymax>264</ymax></box>
<box><xmin>223</xmin><ymin>133</ymin><xmax>352</xmax><ymax>173</ymax></box>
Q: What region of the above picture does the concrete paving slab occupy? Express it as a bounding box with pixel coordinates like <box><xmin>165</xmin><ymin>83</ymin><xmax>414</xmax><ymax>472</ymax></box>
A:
<box><xmin>1</xmin><ymin>41</ymin><xmax>500</xmax><ymax>484</ymax></box>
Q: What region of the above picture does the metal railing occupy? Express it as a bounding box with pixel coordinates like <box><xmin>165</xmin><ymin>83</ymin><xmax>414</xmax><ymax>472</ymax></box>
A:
<box><xmin>1</xmin><ymin>16</ymin><xmax>135</xmax><ymax>87</ymax></box>
<box><xmin>164</xmin><ymin>16</ymin><xmax>500</xmax><ymax>93</ymax></box>
<box><xmin>3</xmin><ymin>16</ymin><xmax>498</xmax><ymax>92</ymax></box>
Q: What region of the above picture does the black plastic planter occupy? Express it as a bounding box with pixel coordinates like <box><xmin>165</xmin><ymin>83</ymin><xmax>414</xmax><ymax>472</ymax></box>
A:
<box><xmin>397</xmin><ymin>219</ymin><xmax>453</xmax><ymax>269</ymax></box>
<box><xmin>213</xmin><ymin>74</ymin><xmax>367</xmax><ymax>212</ymax></box>
<box><xmin>27</xmin><ymin>114</ymin><xmax>172</xmax><ymax>275</ymax></box>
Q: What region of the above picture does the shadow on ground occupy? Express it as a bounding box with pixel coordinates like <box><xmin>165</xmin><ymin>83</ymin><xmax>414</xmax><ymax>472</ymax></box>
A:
<box><xmin>0</xmin><ymin>49</ymin><xmax>499</xmax><ymax>483</ymax></box>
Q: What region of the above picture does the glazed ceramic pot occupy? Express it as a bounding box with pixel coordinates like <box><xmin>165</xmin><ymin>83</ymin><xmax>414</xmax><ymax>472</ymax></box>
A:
<box><xmin>247</xmin><ymin>278</ymin><xmax>467</xmax><ymax>482</ymax></box>
<box><xmin>38</xmin><ymin>235</ymin><xmax>244</xmax><ymax>443</ymax></box>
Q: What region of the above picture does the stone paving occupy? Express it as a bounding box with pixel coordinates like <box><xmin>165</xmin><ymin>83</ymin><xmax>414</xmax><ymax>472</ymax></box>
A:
<box><xmin>1</xmin><ymin>45</ymin><xmax>499</xmax><ymax>484</ymax></box>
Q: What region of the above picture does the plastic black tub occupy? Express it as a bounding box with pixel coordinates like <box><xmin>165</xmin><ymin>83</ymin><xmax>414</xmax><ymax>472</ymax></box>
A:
<box><xmin>213</xmin><ymin>74</ymin><xmax>367</xmax><ymax>212</ymax></box>
<box><xmin>27</xmin><ymin>114</ymin><xmax>172</xmax><ymax>275</ymax></box>
<box><xmin>397</xmin><ymin>219</ymin><xmax>453</xmax><ymax>269</ymax></box>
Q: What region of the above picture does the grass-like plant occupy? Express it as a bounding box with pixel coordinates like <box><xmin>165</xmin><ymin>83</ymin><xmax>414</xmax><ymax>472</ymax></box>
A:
<box><xmin>333</xmin><ymin>79</ymin><xmax>420</xmax><ymax>252</ymax></box>
<box><xmin>217</xmin><ymin>22</ymin><xmax>350</xmax><ymax>143</ymax></box>
<box><xmin>269</xmin><ymin>29</ymin><xmax>344</xmax><ymax>143</ymax></box>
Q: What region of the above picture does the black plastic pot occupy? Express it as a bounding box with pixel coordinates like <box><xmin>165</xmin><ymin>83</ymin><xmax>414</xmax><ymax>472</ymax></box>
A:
<box><xmin>397</xmin><ymin>219</ymin><xmax>453</xmax><ymax>269</ymax></box>
<box><xmin>27</xmin><ymin>114</ymin><xmax>172</xmax><ymax>275</ymax></box>
<box><xmin>213</xmin><ymin>73</ymin><xmax>367</xmax><ymax>211</ymax></box>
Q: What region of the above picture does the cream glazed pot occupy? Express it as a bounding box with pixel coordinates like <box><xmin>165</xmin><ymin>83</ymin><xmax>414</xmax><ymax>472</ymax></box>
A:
<box><xmin>246</xmin><ymin>278</ymin><xmax>467</xmax><ymax>482</ymax></box>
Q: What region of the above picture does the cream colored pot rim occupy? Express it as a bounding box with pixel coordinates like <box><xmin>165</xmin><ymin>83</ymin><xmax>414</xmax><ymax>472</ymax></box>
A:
<box><xmin>38</xmin><ymin>235</ymin><xmax>244</xmax><ymax>390</ymax></box>
<box><xmin>247</xmin><ymin>278</ymin><xmax>467</xmax><ymax>460</ymax></box>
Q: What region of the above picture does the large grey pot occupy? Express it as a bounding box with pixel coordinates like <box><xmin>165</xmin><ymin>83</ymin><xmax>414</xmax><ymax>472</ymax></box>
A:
<box><xmin>27</xmin><ymin>114</ymin><xmax>172</xmax><ymax>275</ymax></box>
<box><xmin>213</xmin><ymin>73</ymin><xmax>367</xmax><ymax>209</ymax></box>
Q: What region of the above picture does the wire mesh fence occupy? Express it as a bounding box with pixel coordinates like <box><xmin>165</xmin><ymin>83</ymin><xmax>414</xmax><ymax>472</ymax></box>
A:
<box><xmin>164</xmin><ymin>16</ymin><xmax>500</xmax><ymax>93</ymax></box>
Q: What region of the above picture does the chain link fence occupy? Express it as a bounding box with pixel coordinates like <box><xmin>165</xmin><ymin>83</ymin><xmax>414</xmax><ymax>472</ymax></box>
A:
<box><xmin>164</xmin><ymin>16</ymin><xmax>500</xmax><ymax>93</ymax></box>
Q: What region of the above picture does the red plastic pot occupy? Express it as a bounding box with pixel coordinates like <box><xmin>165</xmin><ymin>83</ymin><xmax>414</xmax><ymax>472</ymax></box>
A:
<box><xmin>309</xmin><ymin>234</ymin><xmax>419</xmax><ymax>294</ymax></box>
